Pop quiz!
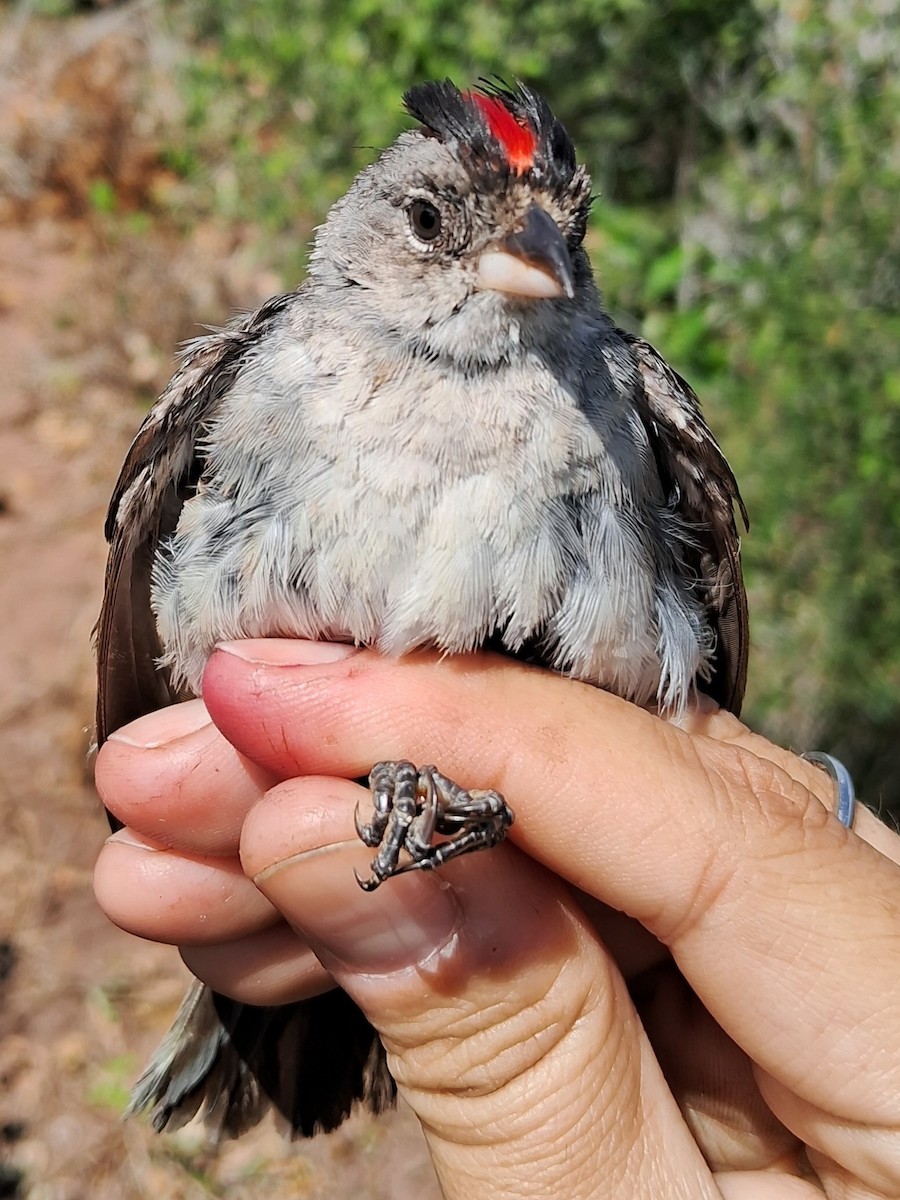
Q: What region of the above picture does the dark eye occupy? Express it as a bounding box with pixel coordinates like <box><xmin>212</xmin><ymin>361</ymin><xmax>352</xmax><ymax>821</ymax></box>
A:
<box><xmin>408</xmin><ymin>200</ymin><xmax>442</xmax><ymax>243</ymax></box>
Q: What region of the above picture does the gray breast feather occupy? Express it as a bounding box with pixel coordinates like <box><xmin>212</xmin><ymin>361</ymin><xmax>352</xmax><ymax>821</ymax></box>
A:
<box><xmin>151</xmin><ymin>334</ymin><xmax>712</xmax><ymax>711</ymax></box>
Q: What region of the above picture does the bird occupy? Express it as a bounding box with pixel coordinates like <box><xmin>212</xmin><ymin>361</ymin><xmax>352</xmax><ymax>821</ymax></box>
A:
<box><xmin>95</xmin><ymin>78</ymin><xmax>748</xmax><ymax>1141</ymax></box>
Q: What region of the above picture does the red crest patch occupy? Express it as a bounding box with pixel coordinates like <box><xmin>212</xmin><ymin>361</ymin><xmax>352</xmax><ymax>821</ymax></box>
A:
<box><xmin>466</xmin><ymin>93</ymin><xmax>537</xmax><ymax>173</ymax></box>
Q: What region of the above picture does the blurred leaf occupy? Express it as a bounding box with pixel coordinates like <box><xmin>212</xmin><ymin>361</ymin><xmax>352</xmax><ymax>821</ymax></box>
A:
<box><xmin>88</xmin><ymin>1055</ymin><xmax>136</xmax><ymax>1113</ymax></box>
<box><xmin>88</xmin><ymin>179</ymin><xmax>117</xmax><ymax>214</ymax></box>
<box><xmin>645</xmin><ymin>247</ymin><xmax>686</xmax><ymax>302</ymax></box>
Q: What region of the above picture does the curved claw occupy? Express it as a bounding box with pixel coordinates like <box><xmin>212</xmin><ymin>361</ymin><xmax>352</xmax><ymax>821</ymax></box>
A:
<box><xmin>354</xmin><ymin>760</ymin><xmax>515</xmax><ymax>889</ymax></box>
<box><xmin>354</xmin><ymin>867</ymin><xmax>382</xmax><ymax>893</ymax></box>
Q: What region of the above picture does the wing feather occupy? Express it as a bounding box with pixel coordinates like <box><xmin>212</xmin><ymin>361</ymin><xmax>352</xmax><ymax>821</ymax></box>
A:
<box><xmin>95</xmin><ymin>293</ymin><xmax>294</xmax><ymax>747</ymax></box>
<box><xmin>620</xmin><ymin>331</ymin><xmax>749</xmax><ymax>715</ymax></box>
<box><xmin>94</xmin><ymin>290</ymin><xmax>393</xmax><ymax>1139</ymax></box>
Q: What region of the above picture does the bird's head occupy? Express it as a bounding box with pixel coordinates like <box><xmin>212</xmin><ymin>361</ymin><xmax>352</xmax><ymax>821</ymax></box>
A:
<box><xmin>308</xmin><ymin>80</ymin><xmax>596</xmax><ymax>366</ymax></box>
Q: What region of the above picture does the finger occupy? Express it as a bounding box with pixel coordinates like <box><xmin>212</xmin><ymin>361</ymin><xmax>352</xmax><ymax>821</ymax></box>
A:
<box><xmin>240</xmin><ymin>773</ymin><xmax>723</xmax><ymax>1199</ymax></box>
<box><xmin>714</xmin><ymin>1175</ymin><xmax>824</xmax><ymax>1199</ymax></box>
<box><xmin>203</xmin><ymin>643</ymin><xmax>900</xmax><ymax>1147</ymax></box>
<box><xmin>671</xmin><ymin>702</ymin><xmax>899</xmax><ymax>866</ymax></box>
<box><xmin>180</xmin><ymin>923</ymin><xmax>333</xmax><ymax>1005</ymax></box>
<box><xmin>94</xmin><ymin>698</ymin><xmax>276</xmax><ymax>856</ymax></box>
<box><xmin>632</xmin><ymin>962</ymin><xmax>800</xmax><ymax>1173</ymax></box>
<box><xmin>93</xmin><ymin>827</ymin><xmax>279</xmax><ymax>945</ymax></box>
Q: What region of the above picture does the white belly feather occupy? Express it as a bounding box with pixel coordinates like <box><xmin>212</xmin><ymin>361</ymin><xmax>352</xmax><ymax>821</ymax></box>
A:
<box><xmin>151</xmin><ymin>333</ymin><xmax>711</xmax><ymax>711</ymax></box>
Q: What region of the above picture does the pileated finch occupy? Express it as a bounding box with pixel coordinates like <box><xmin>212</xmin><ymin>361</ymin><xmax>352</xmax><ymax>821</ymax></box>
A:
<box><xmin>96</xmin><ymin>80</ymin><xmax>748</xmax><ymax>1139</ymax></box>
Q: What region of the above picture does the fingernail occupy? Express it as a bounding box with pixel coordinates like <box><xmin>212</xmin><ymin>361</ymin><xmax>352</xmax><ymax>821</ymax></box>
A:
<box><xmin>254</xmin><ymin>842</ymin><xmax>461</xmax><ymax>975</ymax></box>
<box><xmin>105</xmin><ymin>829</ymin><xmax>168</xmax><ymax>851</ymax></box>
<box><xmin>216</xmin><ymin>639</ymin><xmax>360</xmax><ymax>666</ymax></box>
<box><xmin>107</xmin><ymin>699</ymin><xmax>212</xmax><ymax>749</ymax></box>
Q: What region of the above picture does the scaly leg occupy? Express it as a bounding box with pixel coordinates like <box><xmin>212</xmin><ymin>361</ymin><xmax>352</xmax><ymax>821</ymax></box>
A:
<box><xmin>354</xmin><ymin>761</ymin><xmax>514</xmax><ymax>891</ymax></box>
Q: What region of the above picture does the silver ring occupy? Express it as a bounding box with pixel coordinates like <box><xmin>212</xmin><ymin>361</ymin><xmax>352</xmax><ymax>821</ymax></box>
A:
<box><xmin>801</xmin><ymin>752</ymin><xmax>857</xmax><ymax>829</ymax></box>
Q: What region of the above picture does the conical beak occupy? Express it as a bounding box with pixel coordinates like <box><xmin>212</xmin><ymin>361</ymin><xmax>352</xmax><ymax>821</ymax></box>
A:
<box><xmin>476</xmin><ymin>204</ymin><xmax>575</xmax><ymax>300</ymax></box>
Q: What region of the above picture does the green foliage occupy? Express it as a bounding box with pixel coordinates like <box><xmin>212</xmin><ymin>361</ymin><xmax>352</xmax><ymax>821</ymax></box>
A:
<box><xmin>686</xmin><ymin>1</ymin><xmax>900</xmax><ymax>799</ymax></box>
<box><xmin>32</xmin><ymin>0</ymin><xmax>79</xmax><ymax>15</ymax></box>
<box><xmin>162</xmin><ymin>0</ymin><xmax>759</xmax><ymax>236</ymax></box>
<box><xmin>88</xmin><ymin>178</ymin><xmax>117</xmax><ymax>214</ymax></box>
<box><xmin>87</xmin><ymin>1055</ymin><xmax>136</xmax><ymax>1113</ymax></box>
<box><xmin>156</xmin><ymin>0</ymin><xmax>899</xmax><ymax>804</ymax></box>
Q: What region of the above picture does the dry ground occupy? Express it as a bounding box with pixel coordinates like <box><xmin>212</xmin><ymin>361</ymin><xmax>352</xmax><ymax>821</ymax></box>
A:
<box><xmin>0</xmin><ymin>8</ymin><xmax>439</xmax><ymax>1197</ymax></box>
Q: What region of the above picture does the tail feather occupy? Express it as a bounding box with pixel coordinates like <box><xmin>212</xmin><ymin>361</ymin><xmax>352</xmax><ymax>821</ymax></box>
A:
<box><xmin>128</xmin><ymin>980</ymin><xmax>396</xmax><ymax>1140</ymax></box>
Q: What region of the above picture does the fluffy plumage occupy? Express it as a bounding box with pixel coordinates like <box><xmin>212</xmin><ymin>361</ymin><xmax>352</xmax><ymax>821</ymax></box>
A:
<box><xmin>96</xmin><ymin>79</ymin><xmax>748</xmax><ymax>1139</ymax></box>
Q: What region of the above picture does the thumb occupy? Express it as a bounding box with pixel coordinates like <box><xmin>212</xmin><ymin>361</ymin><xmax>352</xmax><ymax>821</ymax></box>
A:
<box><xmin>239</xmin><ymin>775</ymin><xmax>715</xmax><ymax>1199</ymax></box>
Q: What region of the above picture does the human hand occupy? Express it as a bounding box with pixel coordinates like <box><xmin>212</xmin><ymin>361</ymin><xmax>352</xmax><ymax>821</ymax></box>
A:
<box><xmin>94</xmin><ymin>640</ymin><xmax>900</xmax><ymax>1199</ymax></box>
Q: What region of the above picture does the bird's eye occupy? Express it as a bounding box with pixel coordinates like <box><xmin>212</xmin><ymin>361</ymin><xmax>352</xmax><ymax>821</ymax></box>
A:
<box><xmin>408</xmin><ymin>200</ymin><xmax>442</xmax><ymax>243</ymax></box>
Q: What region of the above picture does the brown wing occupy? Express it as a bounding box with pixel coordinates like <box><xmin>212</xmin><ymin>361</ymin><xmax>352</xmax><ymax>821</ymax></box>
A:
<box><xmin>96</xmin><ymin>292</ymin><xmax>294</xmax><ymax>749</ymax></box>
<box><xmin>95</xmin><ymin>291</ymin><xmax>395</xmax><ymax>1139</ymax></box>
<box><xmin>620</xmin><ymin>331</ymin><xmax>750</xmax><ymax>715</ymax></box>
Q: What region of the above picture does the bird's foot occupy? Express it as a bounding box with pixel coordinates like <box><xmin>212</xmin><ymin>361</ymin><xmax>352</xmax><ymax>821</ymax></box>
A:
<box><xmin>354</xmin><ymin>760</ymin><xmax>514</xmax><ymax>891</ymax></box>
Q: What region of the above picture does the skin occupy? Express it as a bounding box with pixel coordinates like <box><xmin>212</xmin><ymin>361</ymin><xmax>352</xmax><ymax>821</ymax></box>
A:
<box><xmin>93</xmin><ymin>639</ymin><xmax>900</xmax><ymax>1199</ymax></box>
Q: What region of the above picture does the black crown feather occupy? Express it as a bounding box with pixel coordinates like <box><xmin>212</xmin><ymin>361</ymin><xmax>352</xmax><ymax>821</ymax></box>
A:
<box><xmin>403</xmin><ymin>78</ymin><xmax>579</xmax><ymax>186</ymax></box>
